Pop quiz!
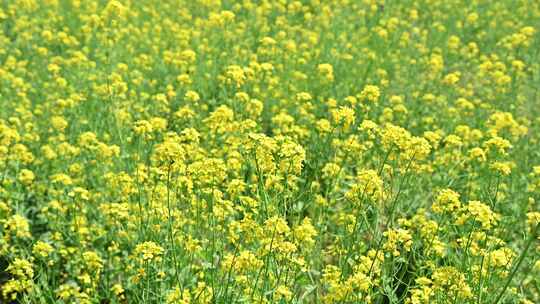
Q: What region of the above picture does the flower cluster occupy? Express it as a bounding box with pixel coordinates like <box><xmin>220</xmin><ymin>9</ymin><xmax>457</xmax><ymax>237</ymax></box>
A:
<box><xmin>0</xmin><ymin>0</ymin><xmax>539</xmax><ymax>303</ymax></box>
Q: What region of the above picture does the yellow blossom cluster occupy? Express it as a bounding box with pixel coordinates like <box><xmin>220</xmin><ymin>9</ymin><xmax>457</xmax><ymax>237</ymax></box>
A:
<box><xmin>0</xmin><ymin>0</ymin><xmax>539</xmax><ymax>303</ymax></box>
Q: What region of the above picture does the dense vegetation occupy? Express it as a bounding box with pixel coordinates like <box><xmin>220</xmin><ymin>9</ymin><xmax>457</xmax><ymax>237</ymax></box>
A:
<box><xmin>1</xmin><ymin>0</ymin><xmax>539</xmax><ymax>303</ymax></box>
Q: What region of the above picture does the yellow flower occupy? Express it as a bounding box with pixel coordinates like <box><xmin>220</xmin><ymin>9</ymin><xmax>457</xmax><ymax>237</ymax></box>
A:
<box><xmin>490</xmin><ymin>161</ymin><xmax>513</xmax><ymax>176</ymax></box>
<box><xmin>346</xmin><ymin>169</ymin><xmax>385</xmax><ymax>204</ymax></box>
<box><xmin>318</xmin><ymin>63</ymin><xmax>334</xmax><ymax>82</ymax></box>
<box><xmin>18</xmin><ymin>169</ymin><xmax>35</xmax><ymax>185</ymax></box>
<box><xmin>359</xmin><ymin>85</ymin><xmax>381</xmax><ymax>102</ymax></box>
<box><xmin>432</xmin><ymin>267</ymin><xmax>472</xmax><ymax>299</ymax></box>
<box><xmin>465</xmin><ymin>200</ymin><xmax>500</xmax><ymax>229</ymax></box>
<box><xmin>83</xmin><ymin>251</ymin><xmax>103</xmax><ymax>272</ymax></box>
<box><xmin>185</xmin><ymin>90</ymin><xmax>200</xmax><ymax>102</ymax></box>
<box><xmin>134</xmin><ymin>241</ymin><xmax>164</xmax><ymax>262</ymax></box>
<box><xmin>5</xmin><ymin>214</ymin><xmax>32</xmax><ymax>238</ymax></box>
<box><xmin>484</xmin><ymin>136</ymin><xmax>512</xmax><ymax>154</ymax></box>
<box><xmin>111</xmin><ymin>284</ymin><xmax>125</xmax><ymax>299</ymax></box>
<box><xmin>383</xmin><ymin>228</ymin><xmax>413</xmax><ymax>256</ymax></box>
<box><xmin>442</xmin><ymin>72</ymin><xmax>461</xmax><ymax>85</ymax></box>
<box><xmin>2</xmin><ymin>258</ymin><xmax>34</xmax><ymax>299</ymax></box>
<box><xmin>32</xmin><ymin>241</ymin><xmax>54</xmax><ymax>258</ymax></box>
<box><xmin>222</xmin><ymin>250</ymin><xmax>263</xmax><ymax>273</ymax></box>
<box><xmin>432</xmin><ymin>189</ymin><xmax>461</xmax><ymax>214</ymax></box>
<box><xmin>274</xmin><ymin>285</ymin><xmax>292</xmax><ymax>301</ymax></box>
<box><xmin>293</xmin><ymin>217</ymin><xmax>318</xmax><ymax>247</ymax></box>
<box><xmin>331</xmin><ymin>106</ymin><xmax>355</xmax><ymax>130</ymax></box>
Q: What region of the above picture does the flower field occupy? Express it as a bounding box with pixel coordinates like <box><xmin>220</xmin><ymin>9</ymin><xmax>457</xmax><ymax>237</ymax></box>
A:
<box><xmin>1</xmin><ymin>0</ymin><xmax>540</xmax><ymax>303</ymax></box>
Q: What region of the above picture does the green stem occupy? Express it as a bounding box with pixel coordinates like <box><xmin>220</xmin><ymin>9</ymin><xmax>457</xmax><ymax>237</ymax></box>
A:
<box><xmin>492</xmin><ymin>222</ymin><xmax>539</xmax><ymax>304</ymax></box>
